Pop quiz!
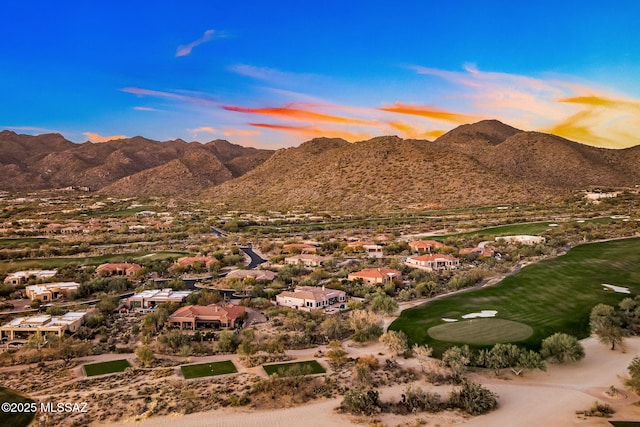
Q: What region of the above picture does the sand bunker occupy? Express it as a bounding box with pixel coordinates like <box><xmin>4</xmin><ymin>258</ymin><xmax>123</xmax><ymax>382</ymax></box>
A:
<box><xmin>442</xmin><ymin>318</ymin><xmax>458</xmax><ymax>322</ymax></box>
<box><xmin>602</xmin><ymin>283</ymin><xmax>630</xmax><ymax>294</ymax></box>
<box><xmin>462</xmin><ymin>310</ymin><xmax>497</xmax><ymax>319</ymax></box>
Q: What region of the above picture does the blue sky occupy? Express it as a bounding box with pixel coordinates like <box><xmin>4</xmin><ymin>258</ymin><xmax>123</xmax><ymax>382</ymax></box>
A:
<box><xmin>2</xmin><ymin>1</ymin><xmax>640</xmax><ymax>148</ymax></box>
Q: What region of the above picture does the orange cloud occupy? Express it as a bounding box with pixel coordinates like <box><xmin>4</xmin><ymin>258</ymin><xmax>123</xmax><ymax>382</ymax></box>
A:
<box><xmin>386</xmin><ymin>121</ymin><xmax>444</xmax><ymax>139</ymax></box>
<box><xmin>544</xmin><ymin>94</ymin><xmax>640</xmax><ymax>148</ymax></box>
<box><xmin>250</xmin><ymin>123</ymin><xmax>371</xmax><ymax>142</ymax></box>
<box><xmin>84</xmin><ymin>132</ymin><xmax>128</xmax><ymax>143</ymax></box>
<box><xmin>379</xmin><ymin>103</ymin><xmax>479</xmax><ymax>124</ymax></box>
<box><xmin>223</xmin><ymin>104</ymin><xmax>375</xmax><ymax>126</ymax></box>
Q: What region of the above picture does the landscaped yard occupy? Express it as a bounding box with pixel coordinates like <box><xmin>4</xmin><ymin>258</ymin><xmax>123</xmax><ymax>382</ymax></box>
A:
<box><xmin>390</xmin><ymin>237</ymin><xmax>640</xmax><ymax>356</ymax></box>
<box><xmin>262</xmin><ymin>360</ymin><xmax>326</xmax><ymax>376</ymax></box>
<box><xmin>0</xmin><ymin>387</ymin><xmax>35</xmax><ymax>427</ymax></box>
<box><xmin>84</xmin><ymin>359</ymin><xmax>131</xmax><ymax>376</ymax></box>
<box><xmin>180</xmin><ymin>361</ymin><xmax>237</xmax><ymax>379</ymax></box>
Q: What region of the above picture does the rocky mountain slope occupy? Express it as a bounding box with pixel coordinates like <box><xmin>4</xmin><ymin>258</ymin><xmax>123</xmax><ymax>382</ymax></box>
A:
<box><xmin>0</xmin><ymin>132</ymin><xmax>273</xmax><ymax>193</ymax></box>
<box><xmin>203</xmin><ymin>120</ymin><xmax>640</xmax><ymax>211</ymax></box>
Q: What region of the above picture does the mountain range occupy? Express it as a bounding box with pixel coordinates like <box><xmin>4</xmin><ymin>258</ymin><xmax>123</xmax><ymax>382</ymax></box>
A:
<box><xmin>2</xmin><ymin>121</ymin><xmax>639</xmax><ymax>210</ymax></box>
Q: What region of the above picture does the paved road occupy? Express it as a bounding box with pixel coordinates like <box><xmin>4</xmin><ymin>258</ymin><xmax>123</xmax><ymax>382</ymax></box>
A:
<box><xmin>210</xmin><ymin>226</ymin><xmax>227</xmax><ymax>237</ymax></box>
<box><xmin>239</xmin><ymin>246</ymin><xmax>266</xmax><ymax>269</ymax></box>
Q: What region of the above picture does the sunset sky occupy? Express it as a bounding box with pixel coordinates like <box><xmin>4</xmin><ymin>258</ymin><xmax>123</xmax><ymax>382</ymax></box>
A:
<box><xmin>2</xmin><ymin>1</ymin><xmax>640</xmax><ymax>148</ymax></box>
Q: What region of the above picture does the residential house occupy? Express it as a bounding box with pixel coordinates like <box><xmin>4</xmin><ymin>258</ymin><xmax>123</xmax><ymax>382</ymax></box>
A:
<box><xmin>405</xmin><ymin>254</ymin><xmax>460</xmax><ymax>271</ymax></box>
<box><xmin>347</xmin><ymin>241</ymin><xmax>383</xmax><ymax>258</ymax></box>
<box><xmin>276</xmin><ymin>286</ymin><xmax>347</xmax><ymax>311</ymax></box>
<box><xmin>495</xmin><ymin>235</ymin><xmax>546</xmax><ymax>245</ymax></box>
<box><xmin>226</xmin><ymin>269</ymin><xmax>277</xmax><ymax>282</ymax></box>
<box><xmin>96</xmin><ymin>263</ymin><xmax>142</xmax><ymax>277</ymax></box>
<box><xmin>25</xmin><ymin>282</ymin><xmax>79</xmax><ymax>302</ymax></box>
<box><xmin>284</xmin><ymin>254</ymin><xmax>330</xmax><ymax>267</ymax></box>
<box><xmin>4</xmin><ymin>270</ymin><xmax>58</xmax><ymax>286</ymax></box>
<box><xmin>127</xmin><ymin>288</ymin><xmax>192</xmax><ymax>311</ymax></box>
<box><xmin>167</xmin><ymin>304</ymin><xmax>246</xmax><ymax>329</ymax></box>
<box><xmin>408</xmin><ymin>240</ymin><xmax>444</xmax><ymax>253</ymax></box>
<box><xmin>348</xmin><ymin>268</ymin><xmax>401</xmax><ymax>285</ymax></box>
<box><xmin>0</xmin><ymin>312</ymin><xmax>86</xmax><ymax>340</ymax></box>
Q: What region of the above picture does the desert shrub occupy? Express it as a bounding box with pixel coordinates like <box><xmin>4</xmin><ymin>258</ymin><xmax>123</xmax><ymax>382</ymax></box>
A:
<box><xmin>340</xmin><ymin>388</ymin><xmax>381</xmax><ymax>416</ymax></box>
<box><xmin>392</xmin><ymin>385</ymin><xmax>442</xmax><ymax>414</ymax></box>
<box><xmin>448</xmin><ymin>381</ymin><xmax>498</xmax><ymax>415</ymax></box>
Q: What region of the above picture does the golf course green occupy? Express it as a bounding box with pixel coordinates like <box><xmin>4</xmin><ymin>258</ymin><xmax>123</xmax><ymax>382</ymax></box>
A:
<box><xmin>390</xmin><ymin>237</ymin><xmax>640</xmax><ymax>356</ymax></box>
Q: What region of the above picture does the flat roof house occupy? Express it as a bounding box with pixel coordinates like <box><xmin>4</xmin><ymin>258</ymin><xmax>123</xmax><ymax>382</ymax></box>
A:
<box><xmin>4</xmin><ymin>269</ymin><xmax>58</xmax><ymax>286</ymax></box>
<box><xmin>167</xmin><ymin>304</ymin><xmax>246</xmax><ymax>329</ymax></box>
<box><xmin>405</xmin><ymin>254</ymin><xmax>460</xmax><ymax>271</ymax></box>
<box><xmin>127</xmin><ymin>288</ymin><xmax>192</xmax><ymax>311</ymax></box>
<box><xmin>348</xmin><ymin>268</ymin><xmax>401</xmax><ymax>285</ymax></box>
<box><xmin>347</xmin><ymin>241</ymin><xmax>384</xmax><ymax>258</ymax></box>
<box><xmin>96</xmin><ymin>263</ymin><xmax>142</xmax><ymax>277</ymax></box>
<box><xmin>25</xmin><ymin>282</ymin><xmax>79</xmax><ymax>302</ymax></box>
<box><xmin>0</xmin><ymin>312</ymin><xmax>86</xmax><ymax>340</ymax></box>
<box><xmin>276</xmin><ymin>286</ymin><xmax>347</xmax><ymax>311</ymax></box>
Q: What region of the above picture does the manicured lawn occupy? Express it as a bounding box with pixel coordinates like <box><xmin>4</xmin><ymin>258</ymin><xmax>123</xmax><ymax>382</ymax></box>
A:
<box><xmin>431</xmin><ymin>217</ymin><xmax>614</xmax><ymax>240</ymax></box>
<box><xmin>0</xmin><ymin>251</ymin><xmax>187</xmax><ymax>269</ymax></box>
<box><xmin>390</xmin><ymin>238</ymin><xmax>640</xmax><ymax>356</ymax></box>
<box><xmin>0</xmin><ymin>387</ymin><xmax>35</xmax><ymax>427</ymax></box>
<box><xmin>427</xmin><ymin>318</ymin><xmax>533</xmax><ymax>345</ymax></box>
<box><xmin>263</xmin><ymin>360</ymin><xmax>326</xmax><ymax>376</ymax></box>
<box><xmin>181</xmin><ymin>360</ymin><xmax>237</xmax><ymax>379</ymax></box>
<box><xmin>84</xmin><ymin>359</ymin><xmax>131</xmax><ymax>376</ymax></box>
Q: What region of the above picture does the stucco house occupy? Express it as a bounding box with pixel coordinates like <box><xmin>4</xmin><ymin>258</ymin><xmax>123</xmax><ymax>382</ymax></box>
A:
<box><xmin>284</xmin><ymin>254</ymin><xmax>330</xmax><ymax>267</ymax></box>
<box><xmin>96</xmin><ymin>263</ymin><xmax>142</xmax><ymax>277</ymax></box>
<box><xmin>405</xmin><ymin>254</ymin><xmax>460</xmax><ymax>271</ymax></box>
<box><xmin>348</xmin><ymin>268</ymin><xmax>401</xmax><ymax>285</ymax></box>
<box><xmin>167</xmin><ymin>304</ymin><xmax>246</xmax><ymax>329</ymax></box>
<box><xmin>408</xmin><ymin>240</ymin><xmax>444</xmax><ymax>253</ymax></box>
<box><xmin>276</xmin><ymin>286</ymin><xmax>347</xmax><ymax>311</ymax></box>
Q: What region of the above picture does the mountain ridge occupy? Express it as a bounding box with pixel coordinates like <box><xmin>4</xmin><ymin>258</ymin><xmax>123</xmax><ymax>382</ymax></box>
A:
<box><xmin>2</xmin><ymin>121</ymin><xmax>638</xmax><ymax>211</ymax></box>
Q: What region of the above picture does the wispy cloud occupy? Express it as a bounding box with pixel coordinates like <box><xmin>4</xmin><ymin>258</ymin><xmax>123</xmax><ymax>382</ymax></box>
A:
<box><xmin>176</xmin><ymin>29</ymin><xmax>218</xmax><ymax>57</ymax></box>
<box><xmin>223</xmin><ymin>104</ymin><xmax>376</xmax><ymax>126</ymax></box>
<box><xmin>2</xmin><ymin>125</ymin><xmax>60</xmax><ymax>134</ymax></box>
<box><xmin>386</xmin><ymin>121</ymin><xmax>445</xmax><ymax>139</ymax></box>
<box><xmin>121</xmin><ymin>87</ymin><xmax>216</xmax><ymax>105</ymax></box>
<box><xmin>229</xmin><ymin>64</ymin><xmax>321</xmax><ymax>88</ymax></box>
<box><xmin>83</xmin><ymin>132</ymin><xmax>128</xmax><ymax>143</ymax></box>
<box><xmin>379</xmin><ymin>103</ymin><xmax>480</xmax><ymax>124</ymax></box>
<box><xmin>250</xmin><ymin>123</ymin><xmax>371</xmax><ymax>142</ymax></box>
<box><xmin>133</xmin><ymin>106</ymin><xmax>159</xmax><ymax>111</ymax></box>
<box><xmin>407</xmin><ymin>64</ymin><xmax>640</xmax><ymax>148</ymax></box>
<box><xmin>544</xmin><ymin>94</ymin><xmax>640</xmax><ymax>148</ymax></box>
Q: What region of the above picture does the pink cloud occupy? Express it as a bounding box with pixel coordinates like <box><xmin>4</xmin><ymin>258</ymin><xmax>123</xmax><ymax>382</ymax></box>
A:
<box><xmin>176</xmin><ymin>29</ymin><xmax>217</xmax><ymax>57</ymax></box>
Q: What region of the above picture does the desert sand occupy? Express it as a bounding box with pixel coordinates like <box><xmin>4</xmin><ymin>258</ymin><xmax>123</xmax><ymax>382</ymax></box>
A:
<box><xmin>107</xmin><ymin>336</ymin><xmax>640</xmax><ymax>427</ymax></box>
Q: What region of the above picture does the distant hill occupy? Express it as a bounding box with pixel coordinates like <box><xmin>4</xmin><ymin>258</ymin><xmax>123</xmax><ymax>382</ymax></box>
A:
<box><xmin>3</xmin><ymin>121</ymin><xmax>639</xmax><ymax>211</ymax></box>
<box><xmin>0</xmin><ymin>132</ymin><xmax>273</xmax><ymax>193</ymax></box>
<box><xmin>203</xmin><ymin>121</ymin><xmax>640</xmax><ymax>211</ymax></box>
